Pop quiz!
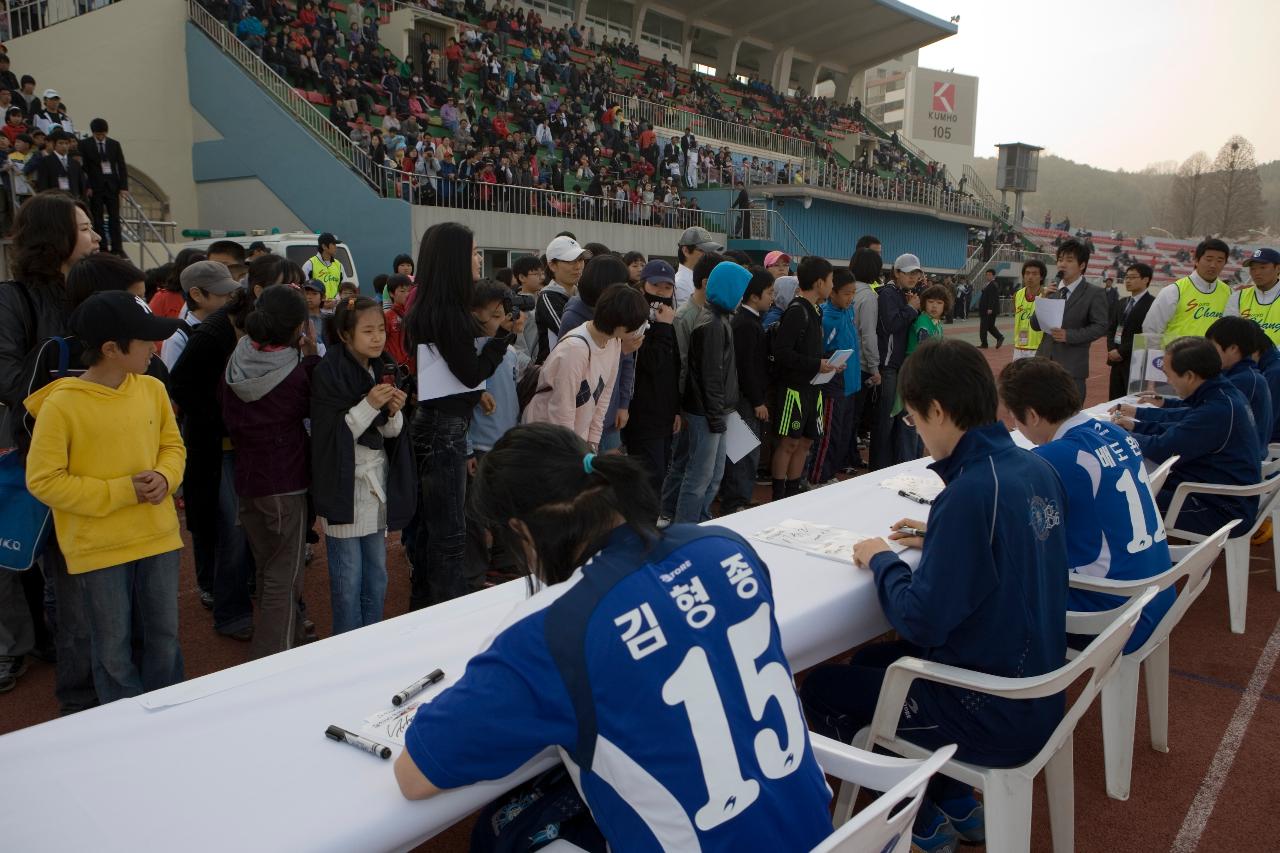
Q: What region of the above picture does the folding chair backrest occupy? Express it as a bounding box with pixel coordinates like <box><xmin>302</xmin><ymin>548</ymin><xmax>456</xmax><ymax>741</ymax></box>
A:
<box><xmin>1022</xmin><ymin>588</ymin><xmax>1157</xmax><ymax>777</ymax></box>
<box><xmin>1147</xmin><ymin>454</ymin><xmax>1179</xmax><ymax>495</ymax></box>
<box><xmin>809</xmin><ymin>735</ymin><xmax>956</xmax><ymax>853</ymax></box>
<box><xmin>1131</xmin><ymin>523</ymin><xmax>1233</xmax><ymax>657</ymax></box>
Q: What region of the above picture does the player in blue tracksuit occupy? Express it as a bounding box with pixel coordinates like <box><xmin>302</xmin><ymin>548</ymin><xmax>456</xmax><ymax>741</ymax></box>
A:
<box><xmin>801</xmin><ymin>339</ymin><xmax>1069</xmax><ymax>853</ymax></box>
<box><xmin>1253</xmin><ymin>330</ymin><xmax>1280</xmax><ymax>445</ymax></box>
<box><xmin>393</xmin><ymin>424</ymin><xmax>833</xmax><ymax>853</ymax></box>
<box><xmin>1131</xmin><ymin>317</ymin><xmax>1272</xmax><ymax>458</ymax></box>
<box><xmin>1112</xmin><ymin>336</ymin><xmax>1261</xmax><ymax>537</ymax></box>
<box><xmin>999</xmin><ymin>357</ymin><xmax>1173</xmax><ymax>653</ymax></box>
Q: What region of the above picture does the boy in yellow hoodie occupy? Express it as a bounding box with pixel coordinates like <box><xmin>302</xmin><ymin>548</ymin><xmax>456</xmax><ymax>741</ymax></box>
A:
<box><xmin>25</xmin><ymin>290</ymin><xmax>187</xmax><ymax>703</ymax></box>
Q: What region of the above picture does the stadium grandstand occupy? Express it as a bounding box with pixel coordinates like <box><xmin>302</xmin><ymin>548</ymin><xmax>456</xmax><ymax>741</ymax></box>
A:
<box><xmin>3</xmin><ymin>3</ymin><xmax>1280</xmax><ymax>853</ymax></box>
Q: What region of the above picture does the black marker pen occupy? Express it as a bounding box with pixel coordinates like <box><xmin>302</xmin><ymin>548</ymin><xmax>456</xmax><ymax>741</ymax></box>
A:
<box><xmin>898</xmin><ymin>490</ymin><xmax>933</xmax><ymax>505</ymax></box>
<box><xmin>325</xmin><ymin>724</ymin><xmax>392</xmax><ymax>760</ymax></box>
<box><xmin>391</xmin><ymin>668</ymin><xmax>446</xmax><ymax>707</ymax></box>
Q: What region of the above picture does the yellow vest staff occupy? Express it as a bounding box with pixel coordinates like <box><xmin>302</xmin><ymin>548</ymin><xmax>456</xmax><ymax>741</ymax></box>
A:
<box><xmin>309</xmin><ymin>254</ymin><xmax>344</xmax><ymax>300</ymax></box>
<box><xmin>1160</xmin><ymin>276</ymin><xmax>1230</xmax><ymax>347</ymax></box>
<box><xmin>1239</xmin><ymin>287</ymin><xmax>1280</xmax><ymax>346</ymax></box>
<box><xmin>1013</xmin><ymin>287</ymin><xmax>1043</xmax><ymax>354</ymax></box>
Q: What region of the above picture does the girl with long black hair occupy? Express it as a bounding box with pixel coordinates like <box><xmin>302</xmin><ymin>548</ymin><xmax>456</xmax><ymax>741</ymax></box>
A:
<box><xmin>403</xmin><ymin>222</ymin><xmax>511</xmax><ymax>608</ymax></box>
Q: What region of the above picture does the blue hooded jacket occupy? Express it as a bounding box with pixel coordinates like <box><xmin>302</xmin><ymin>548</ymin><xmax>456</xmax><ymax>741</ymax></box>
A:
<box><xmin>820</xmin><ymin>300</ymin><xmax>861</xmax><ymax>397</ymax></box>
<box><xmin>1258</xmin><ymin>345</ymin><xmax>1280</xmax><ymax>443</ymax></box>
<box><xmin>868</xmin><ymin>423</ymin><xmax>1069</xmax><ymax>764</ymax></box>
<box><xmin>1152</xmin><ymin>358</ymin><xmax>1273</xmax><ymax>457</ymax></box>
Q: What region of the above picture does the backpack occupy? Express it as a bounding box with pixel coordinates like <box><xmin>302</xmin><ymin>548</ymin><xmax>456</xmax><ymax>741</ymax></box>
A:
<box><xmin>468</xmin><ymin>765</ymin><xmax>606</xmax><ymax>853</ymax></box>
<box><xmin>0</xmin><ymin>334</ymin><xmax>70</xmax><ymax>571</ymax></box>
<box><xmin>765</xmin><ymin>298</ymin><xmax>810</xmax><ymax>381</ymax></box>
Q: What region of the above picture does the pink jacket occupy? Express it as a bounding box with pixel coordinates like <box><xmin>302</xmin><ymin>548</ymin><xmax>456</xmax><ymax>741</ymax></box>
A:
<box><xmin>521</xmin><ymin>325</ymin><xmax>619</xmax><ymax>446</ymax></box>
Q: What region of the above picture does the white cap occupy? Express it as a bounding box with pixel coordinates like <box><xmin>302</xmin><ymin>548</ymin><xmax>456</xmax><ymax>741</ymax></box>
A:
<box><xmin>42</xmin><ymin>88</ymin><xmax>58</xmax><ymax>100</ymax></box>
<box><xmin>545</xmin><ymin>235</ymin><xmax>587</xmax><ymax>263</ymax></box>
<box><xmin>893</xmin><ymin>253</ymin><xmax>922</xmax><ymax>272</ymax></box>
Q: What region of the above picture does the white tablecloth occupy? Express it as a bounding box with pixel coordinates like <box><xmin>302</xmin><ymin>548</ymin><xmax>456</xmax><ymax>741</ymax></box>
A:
<box><xmin>0</xmin><ymin>457</ymin><xmax>937</xmax><ymax>853</ymax></box>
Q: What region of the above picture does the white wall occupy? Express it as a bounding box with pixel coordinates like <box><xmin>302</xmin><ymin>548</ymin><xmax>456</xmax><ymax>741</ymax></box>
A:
<box><xmin>6</xmin><ymin>1</ymin><xmax>198</xmax><ymax>228</ymax></box>
<box><xmin>196</xmin><ymin>177</ymin><xmax>309</xmax><ymax>234</ymax></box>
<box><xmin>411</xmin><ymin>205</ymin><xmax>725</xmax><ymax>258</ymax></box>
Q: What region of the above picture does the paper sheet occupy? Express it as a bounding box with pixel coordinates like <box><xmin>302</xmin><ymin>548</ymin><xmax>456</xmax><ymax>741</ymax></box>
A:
<box><xmin>361</xmin><ymin>702</ymin><xmax>423</xmax><ymax>747</ymax></box>
<box><xmin>811</xmin><ymin>348</ymin><xmax>853</xmax><ymax>385</ymax></box>
<box><xmin>751</xmin><ymin>519</ymin><xmax>907</xmax><ymax>564</ymax></box>
<box><xmin>879</xmin><ymin>473</ymin><xmax>946</xmax><ymax>502</ymax></box>
<box><xmin>724</xmin><ymin>410</ymin><xmax>761</xmax><ymax>463</ymax></box>
<box><xmin>1033</xmin><ymin>296</ymin><xmax>1066</xmax><ymax>331</ymax></box>
<box><xmin>417</xmin><ymin>344</ymin><xmax>485</xmax><ymax>401</ymax></box>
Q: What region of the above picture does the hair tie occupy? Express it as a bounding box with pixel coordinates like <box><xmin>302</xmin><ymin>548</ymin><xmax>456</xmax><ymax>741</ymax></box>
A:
<box><xmin>582</xmin><ymin>452</ymin><xmax>595</xmax><ymax>474</ymax></box>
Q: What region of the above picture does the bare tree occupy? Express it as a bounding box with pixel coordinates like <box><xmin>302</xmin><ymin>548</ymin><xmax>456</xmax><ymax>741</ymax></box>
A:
<box><xmin>1206</xmin><ymin>135</ymin><xmax>1264</xmax><ymax>238</ymax></box>
<box><xmin>1165</xmin><ymin>151</ymin><xmax>1211</xmax><ymax>237</ymax></box>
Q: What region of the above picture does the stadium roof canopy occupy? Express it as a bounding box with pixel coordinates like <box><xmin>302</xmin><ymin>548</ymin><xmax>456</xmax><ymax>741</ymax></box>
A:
<box><xmin>680</xmin><ymin>0</ymin><xmax>957</xmax><ymax>77</ymax></box>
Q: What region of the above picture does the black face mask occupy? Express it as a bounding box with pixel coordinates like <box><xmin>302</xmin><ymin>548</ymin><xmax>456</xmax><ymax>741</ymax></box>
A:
<box><xmin>643</xmin><ymin>291</ymin><xmax>673</xmax><ymax>308</ymax></box>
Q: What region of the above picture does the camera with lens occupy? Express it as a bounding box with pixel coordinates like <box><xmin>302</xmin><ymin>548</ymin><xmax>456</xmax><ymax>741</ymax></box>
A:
<box><xmin>505</xmin><ymin>292</ymin><xmax>537</xmax><ymax>318</ymax></box>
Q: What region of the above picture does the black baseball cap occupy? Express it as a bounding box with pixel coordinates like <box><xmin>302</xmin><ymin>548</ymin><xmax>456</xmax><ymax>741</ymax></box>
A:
<box><xmin>70</xmin><ymin>291</ymin><xmax>183</xmax><ymax>347</ymax></box>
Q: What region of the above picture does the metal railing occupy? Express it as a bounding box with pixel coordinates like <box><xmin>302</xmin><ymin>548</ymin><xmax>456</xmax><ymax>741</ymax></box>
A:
<box><xmin>118</xmin><ymin>193</ymin><xmax>175</xmax><ymax>268</ymax></box>
<box><xmin>188</xmin><ymin>0</ymin><xmax>374</xmax><ymax>187</ymax></box>
<box><xmin>799</xmin><ymin>159</ymin><xmax>996</xmax><ymax>222</ymax></box>
<box><xmin>372</xmin><ymin>163</ymin><xmax>726</xmax><ymax>233</ymax></box>
<box><xmin>726</xmin><ymin>205</ymin><xmax>812</xmax><ymax>258</ymax></box>
<box><xmin>612</xmin><ymin>92</ymin><xmax>814</xmax><ymax>162</ymax></box>
<box><xmin>4</xmin><ymin>0</ymin><xmax>119</xmax><ymax>40</ymax></box>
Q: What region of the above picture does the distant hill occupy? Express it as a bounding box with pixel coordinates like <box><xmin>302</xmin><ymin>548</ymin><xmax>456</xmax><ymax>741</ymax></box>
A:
<box><xmin>969</xmin><ymin>155</ymin><xmax>1279</xmax><ymax>240</ymax></box>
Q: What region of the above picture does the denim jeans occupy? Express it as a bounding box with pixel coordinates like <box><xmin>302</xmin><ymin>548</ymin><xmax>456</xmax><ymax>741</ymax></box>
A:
<box><xmin>77</xmin><ymin>550</ymin><xmax>183</xmax><ymax>705</ymax></box>
<box><xmin>326</xmin><ymin>531</ymin><xmax>388</xmax><ymax>635</ymax></box>
<box><xmin>719</xmin><ymin>410</ymin><xmax>761</xmax><ymax>513</ymax></box>
<box><xmin>673</xmin><ymin>413</ymin><xmax>728</xmax><ymax>524</ymax></box>
<box><xmin>43</xmin><ymin>536</ymin><xmax>98</xmax><ymax>713</ymax></box>
<box><xmin>212</xmin><ymin>450</ymin><xmax>253</xmax><ymax>635</ymax></box>
<box><xmin>598</xmin><ymin>428</ymin><xmax>622</xmax><ymax>453</ymax></box>
<box><xmin>818</xmin><ymin>387</ymin><xmax>862</xmax><ymax>481</ymax></box>
<box><xmin>659</xmin><ymin>424</ymin><xmax>691</xmax><ymax>519</ymax></box>
<box><xmin>410</xmin><ymin>407</ymin><xmax>471</xmax><ymax>609</ymax></box>
<box><xmin>869</xmin><ymin>367</ymin><xmax>916</xmax><ymax>470</ymax></box>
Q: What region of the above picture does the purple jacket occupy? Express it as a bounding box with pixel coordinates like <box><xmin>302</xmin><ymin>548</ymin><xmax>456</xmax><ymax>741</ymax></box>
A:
<box><xmin>220</xmin><ymin>339</ymin><xmax>318</xmax><ymax>498</ymax></box>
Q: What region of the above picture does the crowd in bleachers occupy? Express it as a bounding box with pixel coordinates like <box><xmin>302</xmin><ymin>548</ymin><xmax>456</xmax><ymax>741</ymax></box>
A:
<box><xmin>195</xmin><ymin>0</ymin><xmax>966</xmax><ymax>228</ymax></box>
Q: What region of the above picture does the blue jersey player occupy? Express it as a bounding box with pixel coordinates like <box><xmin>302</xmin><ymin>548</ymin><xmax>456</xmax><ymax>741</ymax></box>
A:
<box><xmin>393</xmin><ymin>423</ymin><xmax>833</xmax><ymax>852</ymax></box>
<box><xmin>1000</xmin><ymin>357</ymin><xmax>1173</xmax><ymax>652</ymax></box>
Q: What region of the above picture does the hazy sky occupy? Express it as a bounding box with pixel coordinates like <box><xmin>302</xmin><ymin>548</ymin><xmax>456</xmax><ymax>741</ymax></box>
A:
<box><xmin>908</xmin><ymin>0</ymin><xmax>1280</xmax><ymax>171</ymax></box>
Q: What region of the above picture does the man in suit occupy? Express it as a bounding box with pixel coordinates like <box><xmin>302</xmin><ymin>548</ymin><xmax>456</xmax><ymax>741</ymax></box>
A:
<box><xmin>33</xmin><ymin>129</ymin><xmax>85</xmax><ymax>197</ymax></box>
<box><xmin>1106</xmin><ymin>262</ymin><xmax>1155</xmax><ymax>398</ymax></box>
<box><xmin>1031</xmin><ymin>238</ymin><xmax>1111</xmax><ymax>401</ymax></box>
<box><xmin>977</xmin><ymin>268</ymin><xmax>1003</xmax><ymax>347</ymax></box>
<box><xmin>79</xmin><ymin>118</ymin><xmax>130</xmax><ymax>255</ymax></box>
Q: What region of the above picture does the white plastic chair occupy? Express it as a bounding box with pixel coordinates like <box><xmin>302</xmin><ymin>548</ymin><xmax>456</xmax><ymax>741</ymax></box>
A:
<box><xmin>836</xmin><ymin>588</ymin><xmax>1157</xmax><ymax>853</ymax></box>
<box><xmin>812</xmin><ymin>735</ymin><xmax>956</xmax><ymax>853</ymax></box>
<box><xmin>539</xmin><ymin>737</ymin><xmax>958</xmax><ymax>853</ymax></box>
<box><xmin>1162</xmin><ymin>457</ymin><xmax>1280</xmax><ymax>633</ymax></box>
<box><xmin>1146</xmin><ymin>454</ymin><xmax>1179</xmax><ymax>495</ymax></box>
<box><xmin>1065</xmin><ymin>522</ymin><xmax>1236</xmax><ymax>800</ymax></box>
<box><xmin>1267</xmin><ymin>442</ymin><xmax>1280</xmax><ymax>462</ymax></box>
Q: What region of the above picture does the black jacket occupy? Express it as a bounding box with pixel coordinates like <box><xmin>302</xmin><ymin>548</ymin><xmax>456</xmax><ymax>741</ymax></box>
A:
<box><xmin>309</xmin><ymin>346</ymin><xmax>416</xmax><ymax>530</ymax></box>
<box><xmin>33</xmin><ymin>152</ymin><xmax>85</xmax><ymax>196</ymax></box>
<box><xmin>1106</xmin><ymin>290</ymin><xmax>1154</xmax><ymax>361</ymax></box>
<box><xmin>877</xmin><ymin>284</ymin><xmax>919</xmax><ymax>371</ymax></box>
<box><xmin>684</xmin><ymin>302</ymin><xmax>738</xmax><ymax>431</ymax></box>
<box><xmin>415</xmin><ymin>307</ymin><xmax>510</xmax><ymax>418</ymax></box>
<box><xmin>626</xmin><ymin>317</ymin><xmax>679</xmax><ymax>439</ymax></box>
<box><xmin>0</xmin><ymin>278</ymin><xmax>68</xmax><ymax>445</ymax></box>
<box><xmin>534</xmin><ymin>284</ymin><xmax>570</xmax><ymax>364</ymax></box>
<box><xmin>732</xmin><ymin>306</ymin><xmax>768</xmax><ymax>410</ymax></box>
<box><xmin>77</xmin><ymin>135</ymin><xmax>128</xmax><ymax>192</ymax></box>
<box><xmin>771</xmin><ymin>296</ymin><xmax>823</xmax><ymax>388</ymax></box>
<box><xmin>979</xmin><ymin>280</ymin><xmax>1000</xmax><ymax>314</ymax></box>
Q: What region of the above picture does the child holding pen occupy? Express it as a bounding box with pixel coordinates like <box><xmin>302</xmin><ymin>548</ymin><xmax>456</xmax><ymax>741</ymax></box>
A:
<box><xmin>310</xmin><ymin>296</ymin><xmax>415</xmax><ymax>635</ymax></box>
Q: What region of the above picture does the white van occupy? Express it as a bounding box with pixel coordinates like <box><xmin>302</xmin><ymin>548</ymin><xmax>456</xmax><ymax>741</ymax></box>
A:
<box><xmin>179</xmin><ymin>232</ymin><xmax>361</xmax><ymax>291</ymax></box>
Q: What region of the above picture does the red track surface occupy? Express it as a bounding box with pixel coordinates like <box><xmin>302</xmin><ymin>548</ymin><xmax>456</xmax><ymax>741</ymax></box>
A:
<box><xmin>3</xmin><ymin>320</ymin><xmax>1275</xmax><ymax>852</ymax></box>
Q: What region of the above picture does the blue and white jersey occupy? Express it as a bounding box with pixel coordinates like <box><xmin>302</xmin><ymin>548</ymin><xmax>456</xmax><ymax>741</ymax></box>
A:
<box><xmin>1034</xmin><ymin>414</ymin><xmax>1173</xmax><ymax>651</ymax></box>
<box><xmin>405</xmin><ymin>524</ymin><xmax>833</xmax><ymax>853</ymax></box>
